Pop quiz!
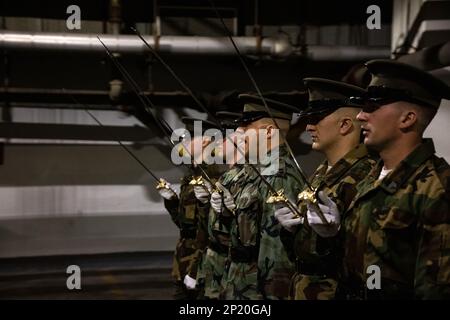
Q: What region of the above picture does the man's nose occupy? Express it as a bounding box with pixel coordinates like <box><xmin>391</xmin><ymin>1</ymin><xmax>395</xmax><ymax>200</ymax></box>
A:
<box><xmin>356</xmin><ymin>110</ymin><xmax>369</xmax><ymax>122</ymax></box>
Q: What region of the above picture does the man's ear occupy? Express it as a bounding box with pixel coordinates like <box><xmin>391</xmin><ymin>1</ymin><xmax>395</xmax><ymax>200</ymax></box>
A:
<box><xmin>399</xmin><ymin>110</ymin><xmax>418</xmax><ymax>130</ymax></box>
<box><xmin>202</xmin><ymin>136</ymin><xmax>211</xmax><ymax>148</ymax></box>
<box><xmin>339</xmin><ymin>117</ymin><xmax>354</xmax><ymax>135</ymax></box>
<box><xmin>266</xmin><ymin>124</ymin><xmax>276</xmax><ymax>139</ymax></box>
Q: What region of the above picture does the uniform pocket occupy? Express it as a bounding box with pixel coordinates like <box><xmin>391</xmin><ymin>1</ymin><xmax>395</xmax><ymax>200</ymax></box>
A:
<box><xmin>373</xmin><ymin>206</ymin><xmax>415</xmax><ymax>230</ymax></box>
<box><xmin>236</xmin><ymin>195</ymin><xmax>260</xmax><ymax>246</ymax></box>
<box><xmin>436</xmin><ymin>224</ymin><xmax>450</xmax><ymax>284</ymax></box>
<box><xmin>185</xmin><ymin>204</ymin><xmax>196</xmax><ymax>220</ymax></box>
<box><xmin>236</xmin><ymin>191</ymin><xmax>259</xmax><ymax>210</ymax></box>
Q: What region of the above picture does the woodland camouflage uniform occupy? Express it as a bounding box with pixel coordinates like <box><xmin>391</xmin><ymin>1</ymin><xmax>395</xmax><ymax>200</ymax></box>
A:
<box><xmin>163</xmin><ymin>172</ymin><xmax>201</xmax><ymax>299</ymax></box>
<box><xmin>220</xmin><ymin>146</ymin><xmax>306</xmax><ymax>299</ymax></box>
<box><xmin>288</xmin><ymin>144</ymin><xmax>376</xmax><ymax>299</ymax></box>
<box><xmin>196</xmin><ymin>165</ymin><xmax>245</xmax><ymax>299</ymax></box>
<box><xmin>340</xmin><ymin>139</ymin><xmax>450</xmax><ymax>299</ymax></box>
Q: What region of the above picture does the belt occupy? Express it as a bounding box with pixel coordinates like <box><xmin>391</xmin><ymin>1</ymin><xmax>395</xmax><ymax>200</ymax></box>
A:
<box><xmin>335</xmin><ymin>274</ymin><xmax>365</xmax><ymax>300</ymax></box>
<box><xmin>180</xmin><ymin>228</ymin><xmax>197</xmax><ymax>239</ymax></box>
<box><xmin>295</xmin><ymin>257</ymin><xmax>337</xmax><ymax>277</ymax></box>
<box><xmin>338</xmin><ymin>277</ymin><xmax>414</xmax><ymax>300</ymax></box>
<box><xmin>208</xmin><ymin>241</ymin><xmax>229</xmax><ymax>255</ymax></box>
<box><xmin>230</xmin><ymin>245</ymin><xmax>258</xmax><ymax>263</ymax></box>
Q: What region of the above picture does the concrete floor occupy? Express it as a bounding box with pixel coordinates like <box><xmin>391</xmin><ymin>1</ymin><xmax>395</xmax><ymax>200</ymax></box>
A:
<box><xmin>0</xmin><ymin>214</ymin><xmax>179</xmax><ymax>258</ymax></box>
<box><xmin>0</xmin><ymin>251</ymin><xmax>175</xmax><ymax>299</ymax></box>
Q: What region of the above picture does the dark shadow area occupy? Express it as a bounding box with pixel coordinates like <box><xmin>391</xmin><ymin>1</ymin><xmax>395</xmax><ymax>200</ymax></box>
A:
<box><xmin>0</xmin><ymin>251</ymin><xmax>174</xmax><ymax>299</ymax></box>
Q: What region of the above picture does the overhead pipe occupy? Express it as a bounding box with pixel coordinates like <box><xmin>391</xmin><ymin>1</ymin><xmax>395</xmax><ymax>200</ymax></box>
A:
<box><xmin>107</xmin><ymin>0</ymin><xmax>124</xmax><ymax>102</ymax></box>
<box><xmin>0</xmin><ymin>31</ymin><xmax>390</xmax><ymax>60</ymax></box>
<box><xmin>306</xmin><ymin>45</ymin><xmax>391</xmax><ymax>61</ymax></box>
<box><xmin>396</xmin><ymin>41</ymin><xmax>450</xmax><ymax>86</ymax></box>
<box><xmin>397</xmin><ymin>41</ymin><xmax>450</xmax><ymax>70</ymax></box>
<box><xmin>0</xmin><ymin>87</ymin><xmax>196</xmax><ymax>108</ymax></box>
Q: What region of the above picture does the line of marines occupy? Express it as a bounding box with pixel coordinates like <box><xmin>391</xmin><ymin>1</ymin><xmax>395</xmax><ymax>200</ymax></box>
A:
<box><xmin>156</xmin><ymin>59</ymin><xmax>450</xmax><ymax>300</ymax></box>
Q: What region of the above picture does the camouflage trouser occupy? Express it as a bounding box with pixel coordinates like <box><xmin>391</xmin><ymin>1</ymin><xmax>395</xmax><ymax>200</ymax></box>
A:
<box><xmin>220</xmin><ymin>261</ymin><xmax>262</xmax><ymax>300</ymax></box>
<box><xmin>172</xmin><ymin>237</ymin><xmax>198</xmax><ymax>299</ymax></box>
<box><xmin>289</xmin><ymin>272</ymin><xmax>338</xmax><ymax>300</ymax></box>
<box><xmin>196</xmin><ymin>248</ymin><xmax>228</xmax><ymax>299</ymax></box>
<box><xmin>173</xmin><ymin>280</ymin><xmax>199</xmax><ymax>300</ymax></box>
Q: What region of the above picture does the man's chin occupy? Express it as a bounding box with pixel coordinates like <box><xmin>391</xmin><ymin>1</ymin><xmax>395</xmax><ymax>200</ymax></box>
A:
<box><xmin>311</xmin><ymin>142</ymin><xmax>321</xmax><ymax>151</ymax></box>
<box><xmin>363</xmin><ymin>137</ymin><xmax>381</xmax><ymax>151</ymax></box>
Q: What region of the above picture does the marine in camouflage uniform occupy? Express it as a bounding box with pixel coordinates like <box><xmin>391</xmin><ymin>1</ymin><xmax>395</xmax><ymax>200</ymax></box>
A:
<box><xmin>220</xmin><ymin>94</ymin><xmax>307</xmax><ymax>300</ymax></box>
<box><xmin>342</xmin><ymin>139</ymin><xmax>450</xmax><ymax>299</ymax></box>
<box><xmin>196</xmin><ymin>164</ymin><xmax>245</xmax><ymax>299</ymax></box>
<box><xmin>290</xmin><ymin>144</ymin><xmax>376</xmax><ymax>299</ymax></box>
<box><xmin>284</xmin><ymin>78</ymin><xmax>376</xmax><ymax>300</ymax></box>
<box><xmin>163</xmin><ymin>170</ymin><xmax>203</xmax><ymax>299</ymax></box>
<box><xmin>185</xmin><ymin>164</ymin><xmax>227</xmax><ymax>296</ymax></box>
<box><xmin>333</xmin><ymin>60</ymin><xmax>450</xmax><ymax>299</ymax></box>
<box><xmin>190</xmin><ymin>111</ymin><xmax>244</xmax><ymax>299</ymax></box>
<box><xmin>160</xmin><ymin>117</ymin><xmax>222</xmax><ymax>299</ymax></box>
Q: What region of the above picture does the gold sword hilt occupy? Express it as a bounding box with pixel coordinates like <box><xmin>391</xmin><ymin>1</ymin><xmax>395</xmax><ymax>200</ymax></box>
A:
<box><xmin>266</xmin><ymin>188</ymin><xmax>287</xmax><ymax>204</ymax></box>
<box><xmin>297</xmin><ymin>188</ymin><xmax>330</xmax><ymax>225</ymax></box>
<box><xmin>297</xmin><ymin>189</ymin><xmax>317</xmax><ymax>204</ymax></box>
<box><xmin>189</xmin><ymin>176</ymin><xmax>204</xmax><ymax>186</ymax></box>
<box><xmin>190</xmin><ymin>176</ymin><xmax>215</xmax><ymax>194</ymax></box>
<box><xmin>211</xmin><ymin>186</ymin><xmax>222</xmax><ymax>194</ymax></box>
<box><xmin>156</xmin><ymin>178</ymin><xmax>170</xmax><ymax>190</ymax></box>
<box><xmin>267</xmin><ymin>189</ymin><xmax>302</xmax><ymax>219</ymax></box>
<box><xmin>213</xmin><ymin>181</ymin><xmax>226</xmax><ymax>195</ymax></box>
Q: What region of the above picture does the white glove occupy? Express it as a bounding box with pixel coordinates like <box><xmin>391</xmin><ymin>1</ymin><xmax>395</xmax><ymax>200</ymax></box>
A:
<box><xmin>274</xmin><ymin>205</ymin><xmax>304</xmax><ymax>232</ymax></box>
<box><xmin>210</xmin><ymin>182</ymin><xmax>236</xmax><ymax>213</ymax></box>
<box><xmin>216</xmin><ymin>182</ymin><xmax>236</xmax><ymax>212</ymax></box>
<box><xmin>306</xmin><ymin>191</ymin><xmax>340</xmax><ymax>238</ymax></box>
<box><xmin>157</xmin><ymin>182</ymin><xmax>177</xmax><ymax>200</ymax></box>
<box><xmin>194</xmin><ymin>180</ymin><xmax>212</xmax><ymax>204</ymax></box>
<box><xmin>183</xmin><ymin>275</ymin><xmax>197</xmax><ymax>290</ymax></box>
<box><xmin>210</xmin><ymin>190</ymin><xmax>223</xmax><ymax>213</ymax></box>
